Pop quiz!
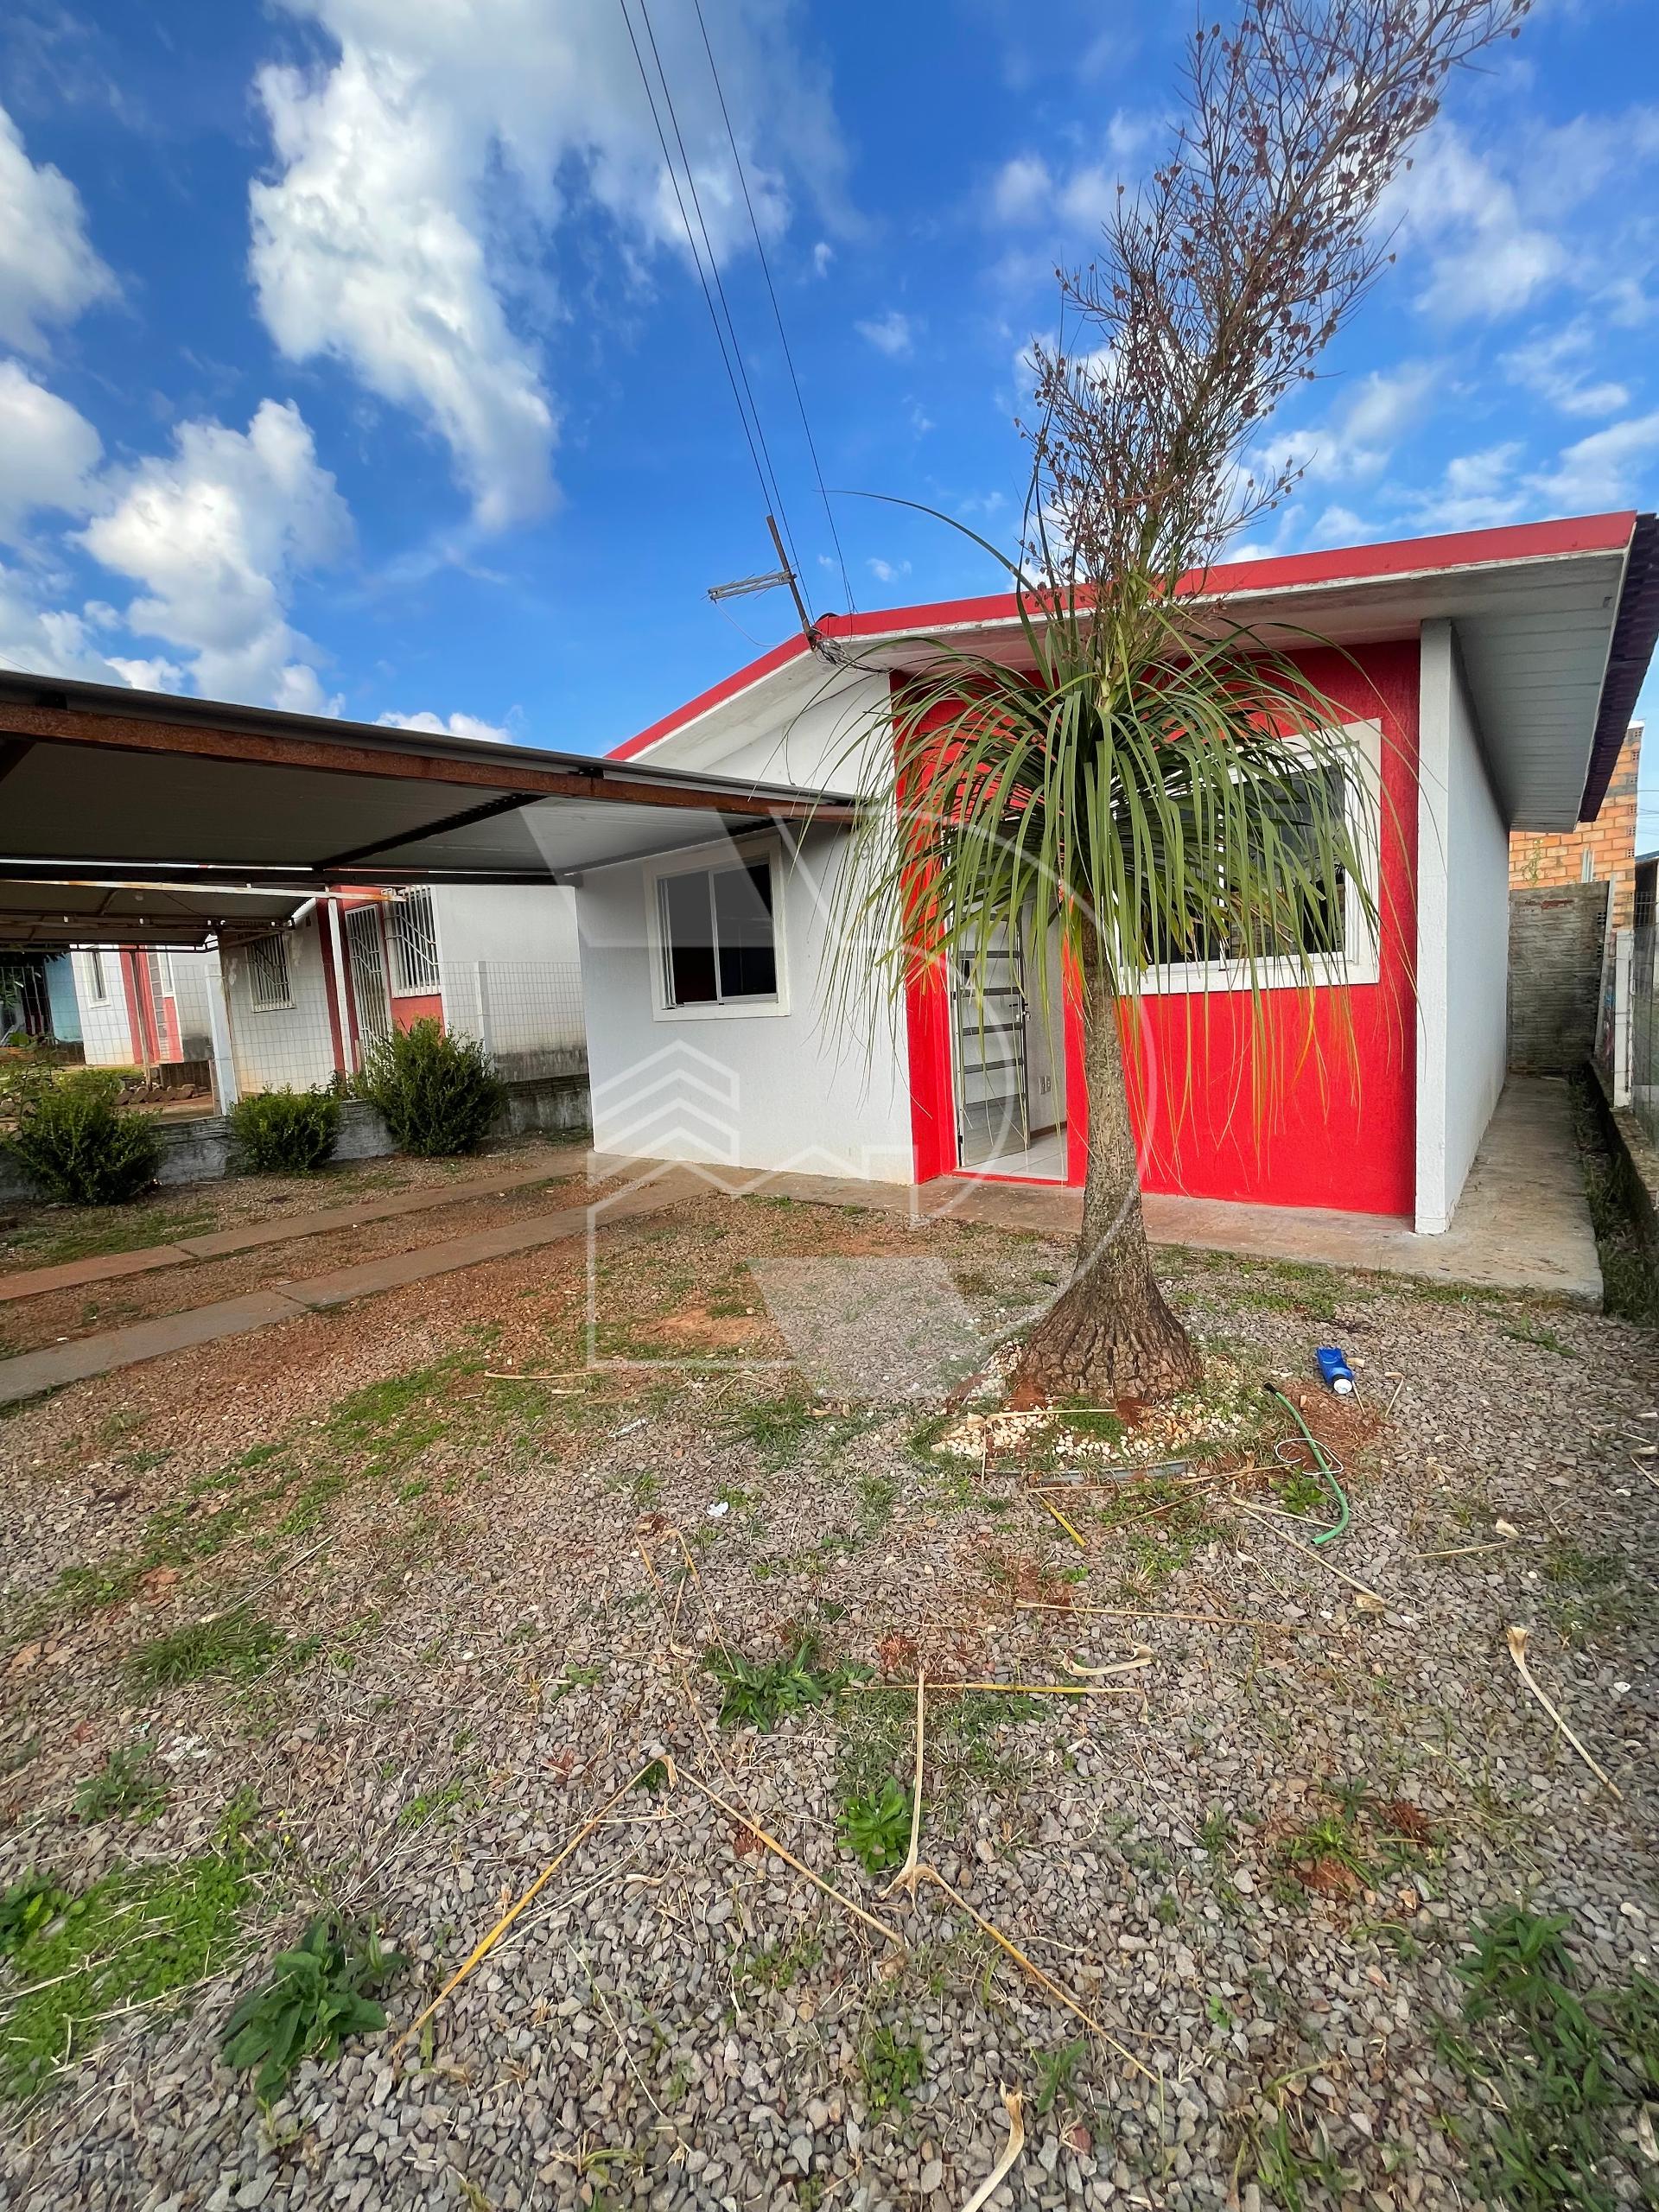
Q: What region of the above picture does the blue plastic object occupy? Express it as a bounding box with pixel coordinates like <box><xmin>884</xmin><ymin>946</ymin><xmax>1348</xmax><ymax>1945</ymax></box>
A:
<box><xmin>1315</xmin><ymin>1345</ymin><xmax>1355</xmax><ymax>1394</ymax></box>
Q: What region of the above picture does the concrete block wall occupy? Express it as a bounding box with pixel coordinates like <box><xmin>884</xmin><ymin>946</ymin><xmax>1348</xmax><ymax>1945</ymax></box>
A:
<box><xmin>0</xmin><ymin>1071</ymin><xmax>589</xmax><ymax>1206</ymax></box>
<box><xmin>1507</xmin><ymin>881</ymin><xmax>1609</xmax><ymax>1075</ymax></box>
<box><xmin>1510</xmin><ymin>721</ymin><xmax>1642</xmax><ymax>928</ymax></box>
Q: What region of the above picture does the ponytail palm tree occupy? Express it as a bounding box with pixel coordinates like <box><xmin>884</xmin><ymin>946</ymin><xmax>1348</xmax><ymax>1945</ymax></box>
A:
<box><xmin>829</xmin><ymin>0</ymin><xmax>1526</xmax><ymax>1402</ymax></box>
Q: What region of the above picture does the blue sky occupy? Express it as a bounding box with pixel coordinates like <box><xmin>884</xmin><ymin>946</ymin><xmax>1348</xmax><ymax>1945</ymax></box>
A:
<box><xmin>2</xmin><ymin>0</ymin><xmax>1657</xmax><ymax>828</ymax></box>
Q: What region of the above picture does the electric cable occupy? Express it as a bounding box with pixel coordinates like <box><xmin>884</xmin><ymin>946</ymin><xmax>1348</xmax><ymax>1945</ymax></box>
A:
<box><xmin>690</xmin><ymin>0</ymin><xmax>856</xmax><ymax>617</ymax></box>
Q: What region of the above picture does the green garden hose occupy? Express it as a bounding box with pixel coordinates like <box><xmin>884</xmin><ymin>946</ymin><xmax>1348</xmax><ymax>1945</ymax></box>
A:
<box><xmin>1264</xmin><ymin>1382</ymin><xmax>1351</xmax><ymax>1545</ymax></box>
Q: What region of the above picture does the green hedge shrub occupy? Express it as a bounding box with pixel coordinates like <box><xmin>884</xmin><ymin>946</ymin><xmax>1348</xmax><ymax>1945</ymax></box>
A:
<box><xmin>356</xmin><ymin>1020</ymin><xmax>504</xmax><ymax>1156</ymax></box>
<box><xmin>1</xmin><ymin>1067</ymin><xmax>162</xmax><ymax>1205</ymax></box>
<box><xmin>229</xmin><ymin>1086</ymin><xmax>340</xmax><ymax>1174</ymax></box>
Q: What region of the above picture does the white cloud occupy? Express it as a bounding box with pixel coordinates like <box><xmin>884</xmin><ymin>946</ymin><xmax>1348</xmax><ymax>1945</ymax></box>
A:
<box><xmin>1501</xmin><ymin>321</ymin><xmax>1629</xmax><ymax>419</ymax></box>
<box><xmin>378</xmin><ymin>707</ymin><xmax>512</xmax><ymax>744</ymax></box>
<box><xmin>990</xmin><ymin>154</ymin><xmax>1051</xmax><ymax>227</ymax></box>
<box><xmin>1387</xmin><ymin>126</ymin><xmax>1566</xmax><ymax>322</ymax></box>
<box><xmin>0</xmin><ymin>101</ymin><xmax>115</xmax><ymax>353</ymax></box>
<box><xmin>1529</xmin><ymin>410</ymin><xmax>1659</xmax><ymax>512</ymax></box>
<box><xmin>811</xmin><ymin>239</ymin><xmax>834</xmax><ymax>276</ymax></box>
<box><xmin>1257</xmin><ymin>362</ymin><xmax>1437</xmax><ymax>489</ymax></box>
<box><xmin>77</xmin><ymin>398</ymin><xmax>352</xmax><ymax>709</ymax></box>
<box><xmin>0</xmin><ymin>361</ymin><xmax>102</xmax><ymax>540</ymax></box>
<box><xmin>250</xmin><ymin>0</ymin><xmax>848</xmax><ymax>530</ymax></box>
<box><xmin>1408</xmin><ymin>442</ymin><xmax>1528</xmax><ymax>531</ymax></box>
<box><xmin>855</xmin><ymin>309</ymin><xmax>913</xmax><ymax>359</ymax></box>
<box><xmin>987</xmin><ymin>113</ymin><xmax>1156</xmax><ymax>237</ymax></box>
<box><xmin>867</xmin><ymin>556</ymin><xmax>912</xmax><ymax>585</ymax></box>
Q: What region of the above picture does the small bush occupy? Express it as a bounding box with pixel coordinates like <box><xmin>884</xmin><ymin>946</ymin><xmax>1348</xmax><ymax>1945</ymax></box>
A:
<box><xmin>222</xmin><ymin>1912</ymin><xmax>404</xmax><ymax>2101</ymax></box>
<box><xmin>74</xmin><ymin>1745</ymin><xmax>168</xmax><ymax>1823</ymax></box>
<box><xmin>838</xmin><ymin>1777</ymin><xmax>912</xmax><ymax>1873</ymax></box>
<box><xmin>356</xmin><ymin>1020</ymin><xmax>504</xmax><ymax>1156</ymax></box>
<box><xmin>230</xmin><ymin>1086</ymin><xmax>340</xmax><ymax>1173</ymax></box>
<box><xmin>1</xmin><ymin>1067</ymin><xmax>161</xmax><ymax>1205</ymax></box>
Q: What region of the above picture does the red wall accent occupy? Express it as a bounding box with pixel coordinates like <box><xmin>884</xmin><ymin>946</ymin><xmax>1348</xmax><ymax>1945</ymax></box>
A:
<box><xmin>905</xmin><ymin>958</ymin><xmax>956</xmax><ymax>1181</ymax></box>
<box><xmin>391</xmin><ymin>993</ymin><xmax>443</xmax><ymax>1033</ymax></box>
<box><xmin>900</xmin><ymin>639</ymin><xmax>1421</xmax><ymax>1218</ymax></box>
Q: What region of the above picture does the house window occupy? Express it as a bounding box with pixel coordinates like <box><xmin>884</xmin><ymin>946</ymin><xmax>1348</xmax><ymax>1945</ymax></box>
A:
<box><xmin>658</xmin><ymin>861</ymin><xmax>778</xmax><ymax>1007</ymax></box>
<box><xmin>246</xmin><ymin>933</ymin><xmax>294</xmax><ymax>1011</ymax></box>
<box><xmin>386</xmin><ymin>889</ymin><xmax>441</xmax><ymax>995</ymax></box>
<box><xmin>85</xmin><ymin>949</ymin><xmax>108</xmax><ymax>1004</ymax></box>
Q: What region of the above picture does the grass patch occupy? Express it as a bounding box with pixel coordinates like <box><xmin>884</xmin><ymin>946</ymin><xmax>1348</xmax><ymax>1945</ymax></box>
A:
<box><xmin>73</xmin><ymin>1744</ymin><xmax>168</xmax><ymax>1823</ymax></box>
<box><xmin>1500</xmin><ymin>1320</ymin><xmax>1577</xmax><ymax>1357</ymax></box>
<box><xmin>724</xmin><ymin>1392</ymin><xmax>819</xmax><ymax>1468</ymax></box>
<box><xmin>1539</xmin><ymin>1541</ymin><xmax>1630</xmax><ymax>1644</ymax></box>
<box><xmin>735</xmin><ymin>1927</ymin><xmax>826</xmax><ymax>1995</ymax></box>
<box><xmin>1435</xmin><ymin>1905</ymin><xmax>1658</xmax><ymax>2212</ymax></box>
<box><xmin>0</xmin><ymin>1799</ymin><xmax>257</xmax><ymax>2101</ymax></box>
<box><xmin>126</xmin><ymin>1613</ymin><xmax>286</xmax><ymax>1693</ymax></box>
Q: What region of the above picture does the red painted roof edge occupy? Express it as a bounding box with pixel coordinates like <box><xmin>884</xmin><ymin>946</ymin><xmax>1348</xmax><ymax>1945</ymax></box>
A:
<box><xmin>609</xmin><ymin>511</ymin><xmax>1638</xmax><ymax>761</ymax></box>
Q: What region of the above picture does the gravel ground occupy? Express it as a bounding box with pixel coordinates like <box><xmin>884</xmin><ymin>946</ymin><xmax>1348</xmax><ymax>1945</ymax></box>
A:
<box><xmin>0</xmin><ymin>1175</ymin><xmax>587</xmax><ymax>1358</ymax></box>
<box><xmin>0</xmin><ymin>1138</ymin><xmax>583</xmax><ymax>1279</ymax></box>
<box><xmin>0</xmin><ymin>1195</ymin><xmax>1655</xmax><ymax>2212</ymax></box>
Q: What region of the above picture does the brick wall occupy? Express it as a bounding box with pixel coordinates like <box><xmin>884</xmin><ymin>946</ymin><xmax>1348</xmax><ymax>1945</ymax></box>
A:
<box><xmin>1507</xmin><ymin>881</ymin><xmax>1610</xmax><ymax>1074</ymax></box>
<box><xmin>1510</xmin><ymin>722</ymin><xmax>1643</xmax><ymax>927</ymax></box>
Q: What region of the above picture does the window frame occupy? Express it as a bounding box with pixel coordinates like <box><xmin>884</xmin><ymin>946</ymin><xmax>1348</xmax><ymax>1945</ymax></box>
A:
<box><xmin>245</xmin><ymin>932</ymin><xmax>295</xmax><ymax>1014</ymax></box>
<box><xmin>644</xmin><ymin>836</ymin><xmax>790</xmax><ymax>1021</ymax></box>
<box><xmin>1135</xmin><ymin>718</ymin><xmax>1383</xmax><ymax>997</ymax></box>
<box><xmin>84</xmin><ymin>948</ymin><xmax>108</xmax><ymax>1005</ymax></box>
<box><xmin>386</xmin><ymin>887</ymin><xmax>442</xmax><ymax>996</ymax></box>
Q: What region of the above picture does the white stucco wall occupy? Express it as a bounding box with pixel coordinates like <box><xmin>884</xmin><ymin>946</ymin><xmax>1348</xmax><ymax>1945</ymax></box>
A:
<box><xmin>432</xmin><ymin>883</ymin><xmax>584</xmax><ymax>1060</ymax></box>
<box><xmin>1416</xmin><ymin>619</ymin><xmax>1510</xmax><ymax>1234</ymax></box>
<box><xmin>70</xmin><ymin>949</ymin><xmax>135</xmax><ymax>1065</ymax></box>
<box><xmin>221</xmin><ymin>918</ymin><xmax>339</xmax><ymax>1094</ymax></box>
<box><xmin>577</xmin><ymin>823</ymin><xmax>913</xmax><ymax>1182</ymax></box>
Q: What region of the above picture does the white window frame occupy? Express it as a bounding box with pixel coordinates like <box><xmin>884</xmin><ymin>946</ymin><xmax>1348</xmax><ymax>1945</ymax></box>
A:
<box><xmin>386</xmin><ymin>888</ymin><xmax>441</xmax><ymax>996</ymax></box>
<box><xmin>644</xmin><ymin>836</ymin><xmax>790</xmax><ymax>1021</ymax></box>
<box><xmin>245</xmin><ymin>933</ymin><xmax>295</xmax><ymax>1013</ymax></box>
<box><xmin>84</xmin><ymin>948</ymin><xmax>109</xmax><ymax>1005</ymax></box>
<box><xmin>1135</xmin><ymin>718</ymin><xmax>1383</xmax><ymax>997</ymax></box>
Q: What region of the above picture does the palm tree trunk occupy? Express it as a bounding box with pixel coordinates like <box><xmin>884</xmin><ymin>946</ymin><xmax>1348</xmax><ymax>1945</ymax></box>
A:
<box><xmin>1011</xmin><ymin>945</ymin><xmax>1200</xmax><ymax>1404</ymax></box>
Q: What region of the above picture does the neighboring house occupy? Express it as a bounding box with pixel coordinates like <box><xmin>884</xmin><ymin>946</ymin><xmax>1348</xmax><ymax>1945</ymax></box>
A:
<box><xmin>217</xmin><ymin>882</ymin><xmax>583</xmax><ymax>1095</ymax></box>
<box><xmin>576</xmin><ymin>512</ymin><xmax>1658</xmax><ymax>1238</ymax></box>
<box><xmin>1510</xmin><ymin>720</ymin><xmax>1643</xmax><ymax>926</ymax></box>
<box><xmin>72</xmin><ymin>944</ymin><xmax>213</xmax><ymax>1073</ymax></box>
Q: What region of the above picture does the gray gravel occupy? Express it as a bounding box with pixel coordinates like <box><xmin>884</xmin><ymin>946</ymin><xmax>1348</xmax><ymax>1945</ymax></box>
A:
<box><xmin>2</xmin><ymin>1209</ymin><xmax>1656</xmax><ymax>2212</ymax></box>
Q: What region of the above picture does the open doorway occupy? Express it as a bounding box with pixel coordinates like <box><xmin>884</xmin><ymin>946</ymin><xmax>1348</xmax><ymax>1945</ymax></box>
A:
<box><xmin>949</xmin><ymin>910</ymin><xmax>1069</xmax><ymax>1179</ymax></box>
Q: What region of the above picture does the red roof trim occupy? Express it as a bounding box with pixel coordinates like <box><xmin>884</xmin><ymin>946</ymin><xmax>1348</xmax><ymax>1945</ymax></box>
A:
<box><xmin>610</xmin><ymin>511</ymin><xmax>1638</xmax><ymax>761</ymax></box>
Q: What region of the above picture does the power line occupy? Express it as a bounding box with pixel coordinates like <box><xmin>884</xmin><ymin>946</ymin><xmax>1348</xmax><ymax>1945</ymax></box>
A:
<box><xmin>616</xmin><ymin>0</ymin><xmax>791</xmax><ymax>588</ymax></box>
<box><xmin>622</xmin><ymin>0</ymin><xmax>812</xmax><ymax>620</ymax></box>
<box><xmin>690</xmin><ymin>0</ymin><xmax>855</xmax><ymax>619</ymax></box>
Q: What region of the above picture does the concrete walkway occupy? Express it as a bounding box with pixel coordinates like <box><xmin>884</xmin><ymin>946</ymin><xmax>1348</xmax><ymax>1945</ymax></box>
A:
<box><xmin>0</xmin><ymin>1173</ymin><xmax>699</xmax><ymax>1408</ymax></box>
<box><xmin>0</xmin><ymin>1151</ymin><xmax>587</xmax><ymax>1305</ymax></box>
<box><xmin>0</xmin><ymin>1078</ymin><xmax>1598</xmax><ymax>1408</ymax></box>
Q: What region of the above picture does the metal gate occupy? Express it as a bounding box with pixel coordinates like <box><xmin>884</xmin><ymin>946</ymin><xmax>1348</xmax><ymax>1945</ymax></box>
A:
<box><xmin>950</xmin><ymin>936</ymin><xmax>1029</xmax><ymax>1168</ymax></box>
<box><xmin>344</xmin><ymin>906</ymin><xmax>391</xmax><ymax>1064</ymax></box>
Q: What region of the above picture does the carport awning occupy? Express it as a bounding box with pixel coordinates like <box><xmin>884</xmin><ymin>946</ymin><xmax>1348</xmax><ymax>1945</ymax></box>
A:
<box><xmin>0</xmin><ymin>673</ymin><xmax>853</xmax><ymax>902</ymax></box>
<box><xmin>0</xmin><ymin>881</ymin><xmax>315</xmax><ymax>949</ymax></box>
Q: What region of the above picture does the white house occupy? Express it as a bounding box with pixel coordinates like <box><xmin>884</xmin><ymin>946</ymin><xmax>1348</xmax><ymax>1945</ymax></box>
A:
<box><xmin>575</xmin><ymin>511</ymin><xmax>1659</xmax><ymax>1237</ymax></box>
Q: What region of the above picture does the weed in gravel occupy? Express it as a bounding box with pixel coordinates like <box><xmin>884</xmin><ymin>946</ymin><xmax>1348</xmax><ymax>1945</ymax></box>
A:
<box><xmin>398</xmin><ymin>1779</ymin><xmax>469</xmax><ymax>1829</ymax></box>
<box><xmin>0</xmin><ymin>1873</ymin><xmax>69</xmax><ymax>1958</ymax></box>
<box><xmin>1536</xmin><ymin>1541</ymin><xmax>1630</xmax><ymax>1645</ymax></box>
<box><xmin>1275</xmin><ymin>1468</ymin><xmax>1329</xmax><ymax>1517</ymax></box>
<box><xmin>1199</xmin><ymin>1807</ymin><xmax>1235</xmax><ymax>1856</ymax></box>
<box><xmin>726</xmin><ymin>1392</ymin><xmax>818</xmax><ymax>1467</ymax></box>
<box><xmin>706</xmin><ymin>1637</ymin><xmax>866</xmax><ymax>1729</ymax></box>
<box><xmin>126</xmin><ymin>1613</ymin><xmax>285</xmax><ymax>1692</ymax></box>
<box><xmin>860</xmin><ymin>2022</ymin><xmax>925</xmax><ymax>2112</ymax></box>
<box><xmin>1500</xmin><ymin>1320</ymin><xmax>1576</xmax><ymax>1357</ymax></box>
<box><xmin>735</xmin><ymin>1928</ymin><xmax>825</xmax><ymax>1994</ymax></box>
<box><xmin>0</xmin><ymin>1808</ymin><xmax>256</xmax><ymax>2100</ymax></box>
<box><xmin>221</xmin><ymin>1912</ymin><xmax>404</xmax><ymax>2101</ymax></box>
<box><xmin>838</xmin><ymin>1777</ymin><xmax>912</xmax><ymax>1873</ymax></box>
<box><xmin>855</xmin><ymin>1471</ymin><xmax>899</xmax><ymax>1535</ymax></box>
<box><xmin>1436</xmin><ymin>1905</ymin><xmax>1658</xmax><ymax>2212</ymax></box>
<box><xmin>1056</xmin><ymin>1399</ymin><xmax>1127</xmax><ymax>1445</ymax></box>
<box><xmin>73</xmin><ymin>1744</ymin><xmax>168</xmax><ymax>1823</ymax></box>
<box><xmin>1237</xmin><ymin>2090</ymin><xmax>1358</xmax><ymax>2212</ymax></box>
<box><xmin>1033</xmin><ymin>2036</ymin><xmax>1088</xmax><ymax>2115</ymax></box>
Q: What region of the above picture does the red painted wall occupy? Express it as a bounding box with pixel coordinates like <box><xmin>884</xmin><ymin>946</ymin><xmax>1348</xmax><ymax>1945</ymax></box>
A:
<box><xmin>391</xmin><ymin>993</ymin><xmax>444</xmax><ymax>1033</ymax></box>
<box><xmin>902</xmin><ymin>639</ymin><xmax>1421</xmax><ymax>1217</ymax></box>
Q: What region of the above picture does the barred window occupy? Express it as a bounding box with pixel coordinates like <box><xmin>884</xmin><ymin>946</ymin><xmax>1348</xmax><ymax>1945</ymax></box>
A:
<box><xmin>386</xmin><ymin>889</ymin><xmax>441</xmax><ymax>995</ymax></box>
<box><xmin>246</xmin><ymin>933</ymin><xmax>293</xmax><ymax>1012</ymax></box>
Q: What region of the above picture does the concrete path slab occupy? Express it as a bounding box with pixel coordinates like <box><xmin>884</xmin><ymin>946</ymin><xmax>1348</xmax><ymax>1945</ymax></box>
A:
<box><xmin>0</xmin><ymin>1152</ymin><xmax>586</xmax><ymax>1305</ymax></box>
<box><xmin>0</xmin><ymin>1173</ymin><xmax>702</xmax><ymax>1407</ymax></box>
<box><xmin>590</xmin><ymin>1077</ymin><xmax>1601</xmax><ymax>1304</ymax></box>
